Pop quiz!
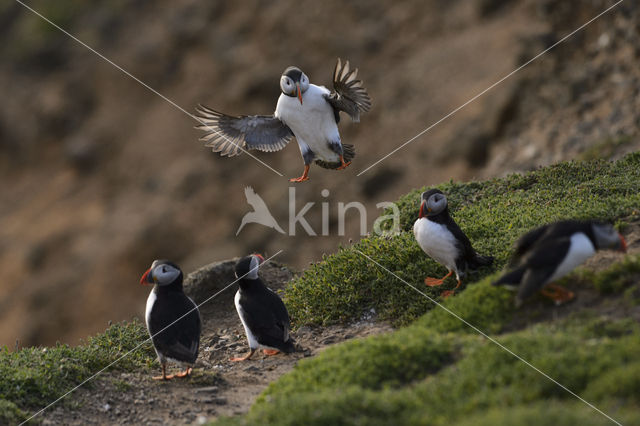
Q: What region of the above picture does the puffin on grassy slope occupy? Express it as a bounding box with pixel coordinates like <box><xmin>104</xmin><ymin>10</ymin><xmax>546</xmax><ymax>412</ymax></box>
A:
<box><xmin>493</xmin><ymin>220</ymin><xmax>627</xmax><ymax>306</ymax></box>
<box><xmin>140</xmin><ymin>260</ymin><xmax>201</xmax><ymax>380</ymax></box>
<box><xmin>232</xmin><ymin>254</ymin><xmax>295</xmax><ymax>361</ymax></box>
<box><xmin>195</xmin><ymin>58</ymin><xmax>371</xmax><ymax>182</ymax></box>
<box><xmin>413</xmin><ymin>189</ymin><xmax>494</xmax><ymax>297</ymax></box>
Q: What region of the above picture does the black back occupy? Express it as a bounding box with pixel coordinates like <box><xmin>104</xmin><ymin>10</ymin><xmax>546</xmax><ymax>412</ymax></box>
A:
<box><xmin>237</xmin><ymin>277</ymin><xmax>294</xmax><ymax>353</ymax></box>
<box><xmin>511</xmin><ymin>220</ymin><xmax>595</xmax><ymax>265</ymax></box>
<box><xmin>148</xmin><ymin>279</ymin><xmax>201</xmax><ymax>364</ymax></box>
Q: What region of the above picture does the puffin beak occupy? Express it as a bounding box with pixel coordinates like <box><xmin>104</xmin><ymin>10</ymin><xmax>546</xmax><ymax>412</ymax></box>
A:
<box><xmin>140</xmin><ymin>268</ymin><xmax>153</xmax><ymax>286</ymax></box>
<box><xmin>619</xmin><ymin>234</ymin><xmax>627</xmax><ymax>253</ymax></box>
<box><xmin>418</xmin><ymin>202</ymin><xmax>425</xmax><ymax>218</ymax></box>
<box><xmin>254</xmin><ymin>254</ymin><xmax>265</xmax><ymax>264</ymax></box>
<box><xmin>296</xmin><ymin>82</ymin><xmax>303</xmax><ymax>105</ymax></box>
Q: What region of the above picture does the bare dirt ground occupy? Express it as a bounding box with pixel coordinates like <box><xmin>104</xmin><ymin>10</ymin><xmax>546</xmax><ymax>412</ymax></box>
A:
<box><xmin>40</xmin><ymin>261</ymin><xmax>392</xmax><ymax>425</ymax></box>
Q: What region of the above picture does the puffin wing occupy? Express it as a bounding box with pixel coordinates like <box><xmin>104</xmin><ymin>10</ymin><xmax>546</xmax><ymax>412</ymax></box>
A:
<box><xmin>149</xmin><ymin>296</ymin><xmax>201</xmax><ymax>364</ymax></box>
<box><xmin>239</xmin><ymin>289</ymin><xmax>290</xmax><ymax>349</ymax></box>
<box><xmin>511</xmin><ymin>220</ymin><xmax>585</xmax><ymax>266</ymax></box>
<box><xmin>323</xmin><ymin>58</ymin><xmax>372</xmax><ymax>123</ymax></box>
<box><xmin>516</xmin><ymin>238</ymin><xmax>571</xmax><ymax>301</ymax></box>
<box><xmin>445</xmin><ymin>218</ymin><xmax>477</xmax><ymax>262</ymax></box>
<box><xmin>195</xmin><ymin>104</ymin><xmax>294</xmax><ymax>156</ymax></box>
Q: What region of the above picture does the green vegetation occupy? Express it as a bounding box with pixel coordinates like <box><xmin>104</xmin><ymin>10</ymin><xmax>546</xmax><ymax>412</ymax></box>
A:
<box><xmin>216</xmin><ymin>275</ymin><xmax>640</xmax><ymax>426</ymax></box>
<box><xmin>285</xmin><ymin>153</ymin><xmax>640</xmax><ymax>327</ymax></box>
<box><xmin>0</xmin><ymin>319</ymin><xmax>154</xmax><ymax>423</ymax></box>
<box><xmin>216</xmin><ymin>314</ymin><xmax>640</xmax><ymax>426</ymax></box>
<box><xmin>213</xmin><ymin>154</ymin><xmax>640</xmax><ymax>425</ymax></box>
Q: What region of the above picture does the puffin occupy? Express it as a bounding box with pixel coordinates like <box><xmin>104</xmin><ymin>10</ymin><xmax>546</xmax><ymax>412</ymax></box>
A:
<box><xmin>231</xmin><ymin>254</ymin><xmax>295</xmax><ymax>361</ymax></box>
<box><xmin>140</xmin><ymin>260</ymin><xmax>201</xmax><ymax>380</ymax></box>
<box><xmin>493</xmin><ymin>220</ymin><xmax>627</xmax><ymax>306</ymax></box>
<box><xmin>413</xmin><ymin>189</ymin><xmax>494</xmax><ymax>297</ymax></box>
<box><xmin>195</xmin><ymin>58</ymin><xmax>372</xmax><ymax>182</ymax></box>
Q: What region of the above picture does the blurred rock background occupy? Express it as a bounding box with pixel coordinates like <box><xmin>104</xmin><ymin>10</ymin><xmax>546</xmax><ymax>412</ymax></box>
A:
<box><xmin>0</xmin><ymin>0</ymin><xmax>638</xmax><ymax>347</ymax></box>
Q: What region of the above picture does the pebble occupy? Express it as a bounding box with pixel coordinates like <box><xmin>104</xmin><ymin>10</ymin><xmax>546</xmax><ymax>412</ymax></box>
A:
<box><xmin>195</xmin><ymin>386</ymin><xmax>219</xmax><ymax>393</ymax></box>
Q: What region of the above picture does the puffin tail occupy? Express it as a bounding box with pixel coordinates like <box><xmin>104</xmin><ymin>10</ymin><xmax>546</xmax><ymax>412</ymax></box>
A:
<box><xmin>469</xmin><ymin>254</ymin><xmax>494</xmax><ymax>270</ymax></box>
<box><xmin>315</xmin><ymin>144</ymin><xmax>356</xmax><ymax>169</ymax></box>
<box><xmin>493</xmin><ymin>267</ymin><xmax>525</xmax><ymax>287</ymax></box>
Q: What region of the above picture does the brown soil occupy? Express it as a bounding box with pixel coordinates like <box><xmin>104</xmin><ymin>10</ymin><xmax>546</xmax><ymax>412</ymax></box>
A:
<box><xmin>39</xmin><ymin>261</ymin><xmax>392</xmax><ymax>425</ymax></box>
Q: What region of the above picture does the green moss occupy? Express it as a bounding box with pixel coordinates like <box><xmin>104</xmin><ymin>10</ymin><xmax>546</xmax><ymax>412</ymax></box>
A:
<box><xmin>217</xmin><ymin>318</ymin><xmax>640</xmax><ymax>426</ymax></box>
<box><xmin>578</xmin><ymin>254</ymin><xmax>640</xmax><ymax>294</ymax></box>
<box><xmin>258</xmin><ymin>328</ymin><xmax>454</xmax><ymax>401</ymax></box>
<box><xmin>0</xmin><ymin>319</ymin><xmax>154</xmax><ymax>414</ymax></box>
<box><xmin>286</xmin><ymin>154</ymin><xmax>640</xmax><ymax>327</ymax></box>
<box><xmin>0</xmin><ymin>399</ymin><xmax>28</xmax><ymax>425</ymax></box>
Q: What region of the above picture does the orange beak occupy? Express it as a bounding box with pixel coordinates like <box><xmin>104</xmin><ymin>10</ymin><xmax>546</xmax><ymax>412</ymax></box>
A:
<box><xmin>619</xmin><ymin>234</ymin><xmax>627</xmax><ymax>252</ymax></box>
<box><xmin>140</xmin><ymin>268</ymin><xmax>152</xmax><ymax>285</ymax></box>
<box><xmin>296</xmin><ymin>82</ymin><xmax>303</xmax><ymax>105</ymax></box>
<box><xmin>254</xmin><ymin>254</ymin><xmax>265</xmax><ymax>264</ymax></box>
<box><xmin>419</xmin><ymin>202</ymin><xmax>425</xmax><ymax>218</ymax></box>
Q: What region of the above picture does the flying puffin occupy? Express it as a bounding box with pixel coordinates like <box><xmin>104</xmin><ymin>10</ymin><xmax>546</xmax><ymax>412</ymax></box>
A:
<box><xmin>140</xmin><ymin>260</ymin><xmax>201</xmax><ymax>380</ymax></box>
<box><xmin>231</xmin><ymin>254</ymin><xmax>295</xmax><ymax>361</ymax></box>
<box><xmin>493</xmin><ymin>220</ymin><xmax>627</xmax><ymax>306</ymax></box>
<box><xmin>195</xmin><ymin>58</ymin><xmax>372</xmax><ymax>182</ymax></box>
<box><xmin>413</xmin><ymin>189</ymin><xmax>494</xmax><ymax>297</ymax></box>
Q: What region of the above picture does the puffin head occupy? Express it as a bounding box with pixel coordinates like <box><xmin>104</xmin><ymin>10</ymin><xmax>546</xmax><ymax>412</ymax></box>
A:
<box><xmin>591</xmin><ymin>223</ymin><xmax>627</xmax><ymax>252</ymax></box>
<box><xmin>140</xmin><ymin>259</ymin><xmax>183</xmax><ymax>286</ymax></box>
<box><xmin>235</xmin><ymin>254</ymin><xmax>265</xmax><ymax>280</ymax></box>
<box><xmin>280</xmin><ymin>66</ymin><xmax>309</xmax><ymax>105</ymax></box>
<box><xmin>419</xmin><ymin>189</ymin><xmax>448</xmax><ymax>218</ymax></box>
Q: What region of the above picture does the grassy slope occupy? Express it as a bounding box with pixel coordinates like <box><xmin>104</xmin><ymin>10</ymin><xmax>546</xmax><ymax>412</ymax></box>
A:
<box><xmin>0</xmin><ymin>320</ymin><xmax>154</xmax><ymax>423</ymax></box>
<box><xmin>216</xmin><ymin>154</ymin><xmax>640</xmax><ymax>425</ymax></box>
<box><xmin>2</xmin><ymin>155</ymin><xmax>639</xmax><ymax>424</ymax></box>
<box><xmin>285</xmin><ymin>154</ymin><xmax>640</xmax><ymax>326</ymax></box>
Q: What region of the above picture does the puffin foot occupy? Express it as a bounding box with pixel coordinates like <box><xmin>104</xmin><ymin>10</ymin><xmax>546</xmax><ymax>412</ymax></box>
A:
<box><xmin>152</xmin><ymin>374</ymin><xmax>174</xmax><ymax>381</ymax></box>
<box><xmin>424</xmin><ymin>277</ymin><xmax>445</xmax><ymax>287</ymax></box>
<box><xmin>230</xmin><ymin>349</ymin><xmax>256</xmax><ymax>362</ymax></box>
<box><xmin>262</xmin><ymin>349</ymin><xmax>280</xmax><ymax>356</ymax></box>
<box><xmin>441</xmin><ymin>290</ymin><xmax>455</xmax><ymax>298</ymax></box>
<box><xmin>540</xmin><ymin>283</ymin><xmax>575</xmax><ymax>305</ymax></box>
<box><xmin>289</xmin><ymin>165</ymin><xmax>310</xmax><ymax>183</ymax></box>
<box><xmin>424</xmin><ymin>271</ymin><xmax>453</xmax><ymax>287</ymax></box>
<box><xmin>153</xmin><ymin>364</ymin><xmax>173</xmax><ymax>380</ymax></box>
<box><xmin>336</xmin><ymin>156</ymin><xmax>351</xmax><ymax>170</ymax></box>
<box><xmin>173</xmin><ymin>367</ymin><xmax>192</xmax><ymax>378</ymax></box>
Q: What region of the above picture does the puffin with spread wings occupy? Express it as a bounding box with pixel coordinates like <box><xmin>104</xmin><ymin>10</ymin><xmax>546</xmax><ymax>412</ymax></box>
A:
<box><xmin>195</xmin><ymin>58</ymin><xmax>372</xmax><ymax>182</ymax></box>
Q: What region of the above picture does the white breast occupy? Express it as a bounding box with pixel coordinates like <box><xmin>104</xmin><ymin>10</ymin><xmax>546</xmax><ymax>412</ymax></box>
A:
<box><xmin>235</xmin><ymin>291</ymin><xmax>259</xmax><ymax>350</ymax></box>
<box><xmin>145</xmin><ymin>289</ymin><xmax>156</xmax><ymax>331</ymax></box>
<box><xmin>274</xmin><ymin>84</ymin><xmax>341</xmax><ymax>162</ymax></box>
<box><xmin>413</xmin><ymin>218</ymin><xmax>459</xmax><ymax>272</ymax></box>
<box><xmin>548</xmin><ymin>233</ymin><xmax>596</xmax><ymax>282</ymax></box>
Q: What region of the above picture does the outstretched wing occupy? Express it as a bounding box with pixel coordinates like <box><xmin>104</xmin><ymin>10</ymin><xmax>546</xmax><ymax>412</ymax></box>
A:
<box><xmin>195</xmin><ymin>104</ymin><xmax>294</xmax><ymax>157</ymax></box>
<box><xmin>323</xmin><ymin>58</ymin><xmax>372</xmax><ymax>123</ymax></box>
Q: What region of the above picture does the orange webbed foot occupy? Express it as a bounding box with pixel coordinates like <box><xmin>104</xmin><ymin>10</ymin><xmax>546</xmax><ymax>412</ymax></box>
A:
<box><xmin>173</xmin><ymin>367</ymin><xmax>192</xmax><ymax>378</ymax></box>
<box><xmin>289</xmin><ymin>176</ymin><xmax>310</xmax><ymax>183</ymax></box>
<box><xmin>441</xmin><ymin>290</ymin><xmax>455</xmax><ymax>298</ymax></box>
<box><xmin>230</xmin><ymin>349</ymin><xmax>256</xmax><ymax>362</ymax></box>
<box><xmin>424</xmin><ymin>277</ymin><xmax>445</xmax><ymax>287</ymax></box>
<box><xmin>262</xmin><ymin>349</ymin><xmax>280</xmax><ymax>356</ymax></box>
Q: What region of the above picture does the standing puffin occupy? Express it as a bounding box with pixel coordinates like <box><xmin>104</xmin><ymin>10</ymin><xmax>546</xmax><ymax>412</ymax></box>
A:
<box><xmin>195</xmin><ymin>58</ymin><xmax>371</xmax><ymax>182</ymax></box>
<box><xmin>493</xmin><ymin>220</ymin><xmax>627</xmax><ymax>306</ymax></box>
<box><xmin>232</xmin><ymin>254</ymin><xmax>295</xmax><ymax>361</ymax></box>
<box><xmin>140</xmin><ymin>260</ymin><xmax>201</xmax><ymax>380</ymax></box>
<box><xmin>413</xmin><ymin>189</ymin><xmax>494</xmax><ymax>297</ymax></box>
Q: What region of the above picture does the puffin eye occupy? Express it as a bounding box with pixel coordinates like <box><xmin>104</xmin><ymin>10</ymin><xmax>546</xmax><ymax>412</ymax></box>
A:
<box><xmin>162</xmin><ymin>266</ymin><xmax>167</xmax><ymax>273</ymax></box>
